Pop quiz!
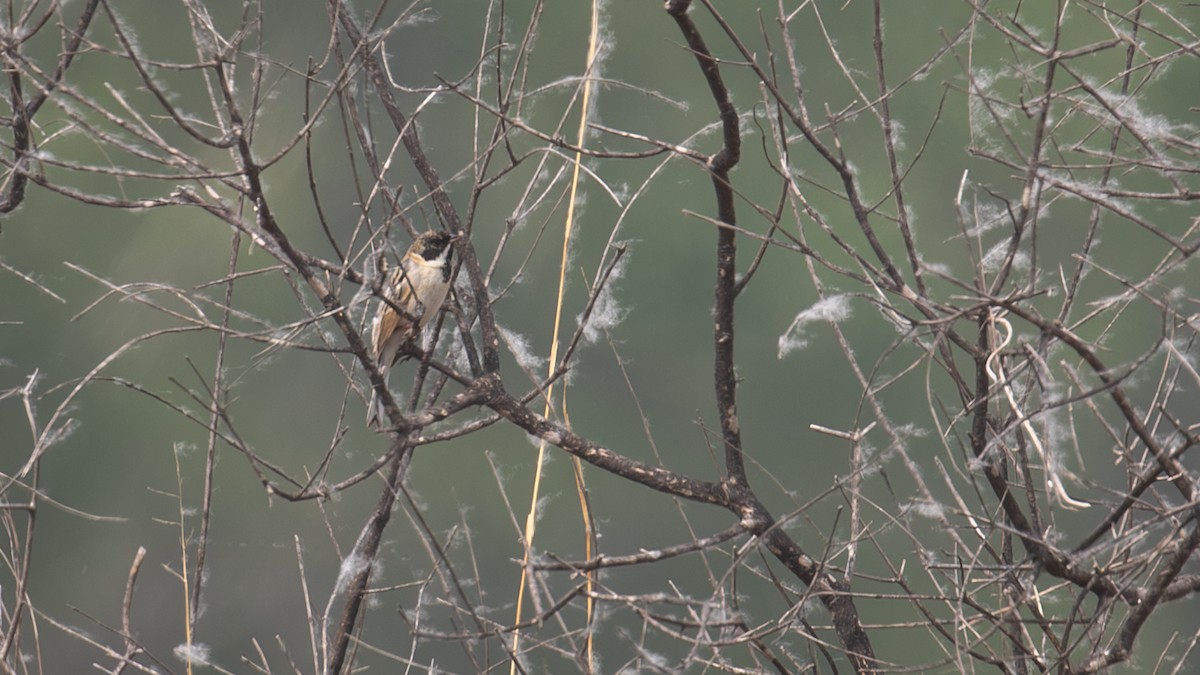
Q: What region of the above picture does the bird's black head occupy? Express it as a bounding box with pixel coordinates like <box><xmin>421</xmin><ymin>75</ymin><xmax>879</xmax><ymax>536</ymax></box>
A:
<box><xmin>416</xmin><ymin>231</ymin><xmax>455</xmax><ymax>262</ymax></box>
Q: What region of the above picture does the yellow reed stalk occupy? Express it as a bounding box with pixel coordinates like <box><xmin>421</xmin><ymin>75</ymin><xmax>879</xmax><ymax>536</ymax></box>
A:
<box><xmin>510</xmin><ymin>2</ymin><xmax>602</xmax><ymax>672</ymax></box>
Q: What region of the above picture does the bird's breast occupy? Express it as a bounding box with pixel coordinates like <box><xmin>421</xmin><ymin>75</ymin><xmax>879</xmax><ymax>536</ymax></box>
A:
<box><xmin>408</xmin><ymin>263</ymin><xmax>451</xmax><ymax>328</ymax></box>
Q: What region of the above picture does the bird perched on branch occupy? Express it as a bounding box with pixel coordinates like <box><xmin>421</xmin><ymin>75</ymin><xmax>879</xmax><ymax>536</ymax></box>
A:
<box><xmin>366</xmin><ymin>230</ymin><xmax>457</xmax><ymax>430</ymax></box>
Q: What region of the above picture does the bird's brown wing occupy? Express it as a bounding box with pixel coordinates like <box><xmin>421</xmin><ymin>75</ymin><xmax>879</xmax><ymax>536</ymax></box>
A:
<box><xmin>371</xmin><ymin>268</ymin><xmax>419</xmax><ymax>366</ymax></box>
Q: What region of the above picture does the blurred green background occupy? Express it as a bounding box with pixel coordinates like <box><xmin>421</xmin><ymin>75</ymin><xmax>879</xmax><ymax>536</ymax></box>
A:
<box><xmin>1</xmin><ymin>1</ymin><xmax>1196</xmax><ymax>672</ymax></box>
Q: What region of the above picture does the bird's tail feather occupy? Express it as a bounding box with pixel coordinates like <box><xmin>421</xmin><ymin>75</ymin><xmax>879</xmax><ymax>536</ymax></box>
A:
<box><xmin>367</xmin><ymin>362</ymin><xmax>390</xmax><ymax>431</ymax></box>
<box><xmin>366</xmin><ymin>390</ymin><xmax>385</xmax><ymax>431</ymax></box>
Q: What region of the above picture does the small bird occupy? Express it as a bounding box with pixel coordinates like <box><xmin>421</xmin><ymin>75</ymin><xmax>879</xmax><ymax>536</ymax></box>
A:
<box><xmin>366</xmin><ymin>231</ymin><xmax>457</xmax><ymax>430</ymax></box>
